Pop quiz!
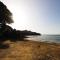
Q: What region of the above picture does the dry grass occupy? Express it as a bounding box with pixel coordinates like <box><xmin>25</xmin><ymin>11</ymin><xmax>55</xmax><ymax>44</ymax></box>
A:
<box><xmin>0</xmin><ymin>40</ymin><xmax>60</xmax><ymax>60</ymax></box>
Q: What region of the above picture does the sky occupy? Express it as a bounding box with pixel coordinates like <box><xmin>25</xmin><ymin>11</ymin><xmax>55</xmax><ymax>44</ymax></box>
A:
<box><xmin>0</xmin><ymin>0</ymin><xmax>60</xmax><ymax>34</ymax></box>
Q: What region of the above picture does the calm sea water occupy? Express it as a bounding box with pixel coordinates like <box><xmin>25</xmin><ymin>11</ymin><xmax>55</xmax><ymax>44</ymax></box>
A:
<box><xmin>26</xmin><ymin>35</ymin><xmax>60</xmax><ymax>43</ymax></box>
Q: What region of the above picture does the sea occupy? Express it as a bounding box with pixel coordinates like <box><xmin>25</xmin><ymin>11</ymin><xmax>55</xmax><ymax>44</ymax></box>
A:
<box><xmin>26</xmin><ymin>35</ymin><xmax>60</xmax><ymax>43</ymax></box>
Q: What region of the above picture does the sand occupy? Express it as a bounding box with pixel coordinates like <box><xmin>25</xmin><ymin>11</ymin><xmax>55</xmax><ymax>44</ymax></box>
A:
<box><xmin>0</xmin><ymin>40</ymin><xmax>60</xmax><ymax>60</ymax></box>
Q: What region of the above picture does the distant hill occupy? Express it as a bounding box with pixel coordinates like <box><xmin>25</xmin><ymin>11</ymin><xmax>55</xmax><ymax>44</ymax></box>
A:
<box><xmin>19</xmin><ymin>30</ymin><xmax>41</xmax><ymax>36</ymax></box>
<box><xmin>0</xmin><ymin>25</ymin><xmax>41</xmax><ymax>41</ymax></box>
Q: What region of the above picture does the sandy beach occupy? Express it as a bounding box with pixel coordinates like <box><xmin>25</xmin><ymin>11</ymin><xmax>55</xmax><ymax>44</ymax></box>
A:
<box><xmin>0</xmin><ymin>40</ymin><xmax>60</xmax><ymax>60</ymax></box>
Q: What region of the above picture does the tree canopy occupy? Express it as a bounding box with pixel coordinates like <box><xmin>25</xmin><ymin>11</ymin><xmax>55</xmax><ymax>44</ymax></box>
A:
<box><xmin>0</xmin><ymin>1</ymin><xmax>14</xmax><ymax>24</ymax></box>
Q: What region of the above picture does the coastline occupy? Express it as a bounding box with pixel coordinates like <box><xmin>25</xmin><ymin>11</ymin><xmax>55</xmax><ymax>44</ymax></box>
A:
<box><xmin>0</xmin><ymin>39</ymin><xmax>60</xmax><ymax>60</ymax></box>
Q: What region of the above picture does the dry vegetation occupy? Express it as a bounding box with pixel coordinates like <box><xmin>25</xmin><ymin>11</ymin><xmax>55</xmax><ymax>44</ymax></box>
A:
<box><xmin>0</xmin><ymin>40</ymin><xmax>60</xmax><ymax>60</ymax></box>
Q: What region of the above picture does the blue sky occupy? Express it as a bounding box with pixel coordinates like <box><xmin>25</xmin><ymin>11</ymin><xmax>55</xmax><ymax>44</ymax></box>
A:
<box><xmin>1</xmin><ymin>0</ymin><xmax>60</xmax><ymax>34</ymax></box>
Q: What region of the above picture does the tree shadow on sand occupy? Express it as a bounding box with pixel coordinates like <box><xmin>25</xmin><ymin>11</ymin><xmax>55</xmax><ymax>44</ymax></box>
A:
<box><xmin>0</xmin><ymin>25</ymin><xmax>28</xmax><ymax>49</ymax></box>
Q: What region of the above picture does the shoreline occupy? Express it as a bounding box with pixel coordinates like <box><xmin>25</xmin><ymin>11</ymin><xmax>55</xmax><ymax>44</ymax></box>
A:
<box><xmin>0</xmin><ymin>39</ymin><xmax>60</xmax><ymax>60</ymax></box>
